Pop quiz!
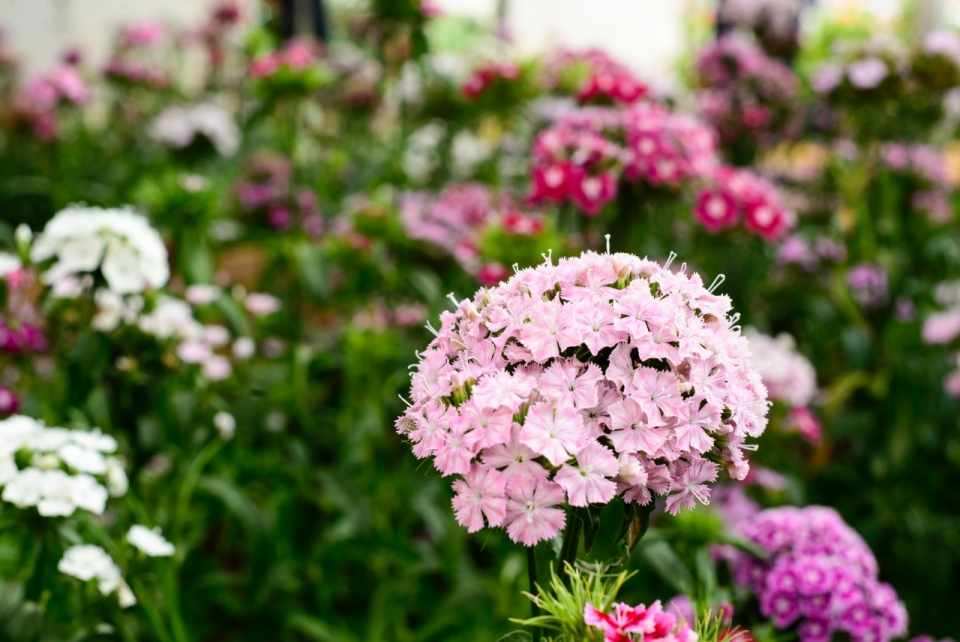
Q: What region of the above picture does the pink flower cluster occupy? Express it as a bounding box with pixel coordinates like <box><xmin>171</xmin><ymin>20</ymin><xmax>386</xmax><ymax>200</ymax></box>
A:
<box><xmin>461</xmin><ymin>61</ymin><xmax>521</xmax><ymax>100</ymax></box>
<box><xmin>250</xmin><ymin>38</ymin><xmax>322</xmax><ymax>78</ymax></box>
<box><xmin>879</xmin><ymin>142</ymin><xmax>948</xmax><ymax>187</ymax></box>
<box><xmin>0</xmin><ymin>320</ymin><xmax>47</xmax><ymax>354</ymax></box>
<box><xmin>234</xmin><ymin>152</ymin><xmax>323</xmax><ymax>234</ymax></box>
<box><xmin>119</xmin><ymin>21</ymin><xmax>167</xmax><ymax>48</ymax></box>
<box><xmin>776</xmin><ymin>235</ymin><xmax>847</xmax><ymax>271</ymax></box>
<box><xmin>14</xmin><ymin>66</ymin><xmax>90</xmax><ymax>141</ymax></box>
<box><xmin>103</xmin><ymin>57</ymin><xmax>170</xmax><ymax>90</ymax></box>
<box><xmin>584</xmin><ymin>600</ymin><xmax>697</xmax><ymax>642</ymax></box>
<box><xmin>545</xmin><ymin>49</ymin><xmax>648</xmax><ymax>105</ymax></box>
<box><xmin>695</xmin><ymin>35</ymin><xmax>798</xmax><ymax>145</ymax></box>
<box><xmin>399</xmin><ymin>183</ymin><xmax>546</xmax><ymax>280</ymax></box>
<box><xmin>729</xmin><ymin>506</ymin><xmax>908</xmax><ymax>642</ymax></box>
<box><xmin>528</xmin><ymin>104</ymin><xmax>720</xmax><ymax>215</ymax></box>
<box><xmin>396</xmin><ymin>251</ymin><xmax>768</xmax><ymax>546</ymax></box>
<box><xmin>694</xmin><ymin>167</ymin><xmax>795</xmax><ymax>240</ymax></box>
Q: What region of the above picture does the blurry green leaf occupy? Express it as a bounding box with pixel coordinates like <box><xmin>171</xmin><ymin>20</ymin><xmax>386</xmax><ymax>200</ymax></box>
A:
<box><xmin>639</xmin><ymin>539</ymin><xmax>693</xmax><ymax>594</ymax></box>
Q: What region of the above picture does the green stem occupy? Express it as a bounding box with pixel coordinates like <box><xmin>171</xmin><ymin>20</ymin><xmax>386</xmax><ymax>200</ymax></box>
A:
<box><xmin>559</xmin><ymin>509</ymin><xmax>582</xmax><ymax>581</ymax></box>
<box><xmin>526</xmin><ymin>545</ymin><xmax>542</xmax><ymax>642</ymax></box>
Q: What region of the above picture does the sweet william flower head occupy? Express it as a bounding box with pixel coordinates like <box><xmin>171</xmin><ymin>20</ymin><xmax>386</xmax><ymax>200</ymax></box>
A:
<box><xmin>31</xmin><ymin>205</ymin><xmax>169</xmax><ymax>294</ymax></box>
<box><xmin>398</xmin><ymin>250</ymin><xmax>768</xmax><ymax>546</ymax></box>
<box><xmin>127</xmin><ymin>524</ymin><xmax>175</xmax><ymax>557</ymax></box>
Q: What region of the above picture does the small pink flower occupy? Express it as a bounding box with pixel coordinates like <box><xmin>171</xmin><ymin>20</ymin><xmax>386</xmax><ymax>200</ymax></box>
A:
<box><xmin>922</xmin><ymin>310</ymin><xmax>960</xmax><ymax>344</ymax></box>
<box><xmin>694</xmin><ymin>189</ymin><xmax>739</xmax><ymax>232</ymax></box>
<box><xmin>177</xmin><ymin>341</ymin><xmax>212</xmax><ymax>364</ymax></box>
<box><xmin>0</xmin><ymin>385</ymin><xmax>21</xmax><ymax>415</ymax></box>
<box><xmin>531</xmin><ymin>163</ymin><xmax>575</xmax><ymax>203</ymax></box>
<box><xmin>504</xmin><ymin>478</ymin><xmax>566</xmax><ymax>545</ymax></box>
<box><xmin>569</xmin><ymin>172</ymin><xmax>617</xmax><ymax>216</ymax></box>
<box><xmin>520</xmin><ymin>402</ymin><xmax>587</xmax><ymax>467</ymax></box>
<box><xmin>477</xmin><ymin>263</ymin><xmax>510</xmax><ymax>286</ymax></box>
<box><xmin>245</xmin><ymin>293</ymin><xmax>281</xmax><ymax>316</ymax></box>
<box><xmin>451</xmin><ymin>465</ymin><xmax>507</xmax><ymax>531</ymax></box>
<box><xmin>202</xmin><ymin>355</ymin><xmax>233</xmax><ymax>381</ymax></box>
<box><xmin>554</xmin><ymin>443</ymin><xmax>619</xmax><ymax>506</ymax></box>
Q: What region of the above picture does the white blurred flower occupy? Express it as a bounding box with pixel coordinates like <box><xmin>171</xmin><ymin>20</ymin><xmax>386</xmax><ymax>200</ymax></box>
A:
<box><xmin>138</xmin><ymin>297</ymin><xmax>203</xmax><ymax>341</ymax></box>
<box><xmin>105</xmin><ymin>457</ymin><xmax>128</xmax><ymax>497</ymax></box>
<box><xmin>0</xmin><ymin>456</ymin><xmax>17</xmax><ymax>485</ymax></box>
<box><xmin>58</xmin><ymin>544</ymin><xmax>134</xmax><ymax>607</ymax></box>
<box><xmin>0</xmin><ymin>252</ymin><xmax>21</xmax><ymax>277</ymax></box>
<box><xmin>148</xmin><ymin>103</ymin><xmax>241</xmax><ymax>156</ymax></box>
<box><xmin>31</xmin><ymin>205</ymin><xmax>169</xmax><ymax>294</ymax></box>
<box><xmin>14</xmin><ymin>224</ymin><xmax>32</xmax><ymax>248</ymax></box>
<box><xmin>213</xmin><ymin>411</ymin><xmax>236</xmax><ymax>440</ymax></box>
<box><xmin>92</xmin><ymin>289</ymin><xmax>144</xmax><ymax>332</ymax></box>
<box><xmin>176</xmin><ymin>340</ymin><xmax>212</xmax><ymax>364</ymax></box>
<box><xmin>50</xmin><ymin>275</ymin><xmax>88</xmax><ymax>299</ymax></box>
<box><xmin>127</xmin><ymin>525</ymin><xmax>175</xmax><ymax>557</ymax></box>
<box><xmin>232</xmin><ymin>337</ymin><xmax>255</xmax><ymax>360</ymax></box>
<box><xmin>58</xmin><ymin>442</ymin><xmax>108</xmax><ymax>474</ymax></box>
<box><xmin>744</xmin><ymin>328</ymin><xmax>817</xmax><ymax>408</ymax></box>
<box><xmin>403</xmin><ymin>122</ymin><xmax>446</xmax><ymax>183</ymax></box>
<box><xmin>450</xmin><ymin>130</ymin><xmax>492</xmax><ymax>178</ymax></box>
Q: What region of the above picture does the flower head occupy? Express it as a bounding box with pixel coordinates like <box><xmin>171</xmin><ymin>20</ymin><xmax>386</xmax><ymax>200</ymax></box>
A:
<box><xmin>398</xmin><ymin>251</ymin><xmax>768</xmax><ymax>544</ymax></box>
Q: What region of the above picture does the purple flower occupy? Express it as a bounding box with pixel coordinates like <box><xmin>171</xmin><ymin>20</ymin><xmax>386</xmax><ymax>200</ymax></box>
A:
<box><xmin>846</xmin><ymin>263</ymin><xmax>889</xmax><ymax>309</ymax></box>
<box><xmin>813</xmin><ymin>64</ymin><xmax>844</xmax><ymax>94</ymax></box>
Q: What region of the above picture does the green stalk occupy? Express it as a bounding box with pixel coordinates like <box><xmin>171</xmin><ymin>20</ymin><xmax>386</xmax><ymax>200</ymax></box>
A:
<box><xmin>559</xmin><ymin>509</ymin><xmax>582</xmax><ymax>583</ymax></box>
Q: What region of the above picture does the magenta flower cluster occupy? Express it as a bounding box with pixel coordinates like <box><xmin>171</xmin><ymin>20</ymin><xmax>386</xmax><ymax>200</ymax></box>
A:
<box><xmin>730</xmin><ymin>506</ymin><xmax>908</xmax><ymax>642</ymax></box>
<box><xmin>233</xmin><ymin>152</ymin><xmax>323</xmax><ymax>234</ymax></box>
<box><xmin>528</xmin><ymin>104</ymin><xmax>718</xmax><ymax>216</ymax></box>
<box><xmin>694</xmin><ymin>166</ymin><xmax>795</xmax><ymax>240</ymax></box>
<box><xmin>695</xmin><ymin>35</ymin><xmax>799</xmax><ymax>145</ymax></box>
<box><xmin>584</xmin><ymin>600</ymin><xmax>696</xmax><ymax>642</ymax></box>
<box><xmin>396</xmin><ymin>251</ymin><xmax>769</xmax><ymax>546</ymax></box>
<box><xmin>544</xmin><ymin>49</ymin><xmax>648</xmax><ymax>105</ymax></box>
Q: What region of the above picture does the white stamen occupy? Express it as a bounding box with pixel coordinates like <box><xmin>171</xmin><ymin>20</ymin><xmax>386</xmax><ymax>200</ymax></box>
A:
<box><xmin>446</xmin><ymin>292</ymin><xmax>459</xmax><ymax>307</ymax></box>
<box><xmin>398</xmin><ymin>395</ymin><xmax>412</xmax><ymax>407</ymax></box>
<box><xmin>708</xmin><ymin>274</ymin><xmax>726</xmax><ymax>294</ymax></box>
<box><xmin>664</xmin><ymin>251</ymin><xmax>678</xmax><ymax>270</ymax></box>
<box><xmin>605</xmin><ymin>234</ymin><xmax>611</xmax><ymax>254</ymax></box>
<box><xmin>541</xmin><ymin>249</ymin><xmax>553</xmax><ymax>265</ymax></box>
<box><xmin>425</xmin><ymin>321</ymin><xmax>439</xmax><ymax>336</ymax></box>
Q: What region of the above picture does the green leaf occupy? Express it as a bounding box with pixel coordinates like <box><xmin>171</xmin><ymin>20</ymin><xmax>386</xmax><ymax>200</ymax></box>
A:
<box><xmin>639</xmin><ymin>539</ymin><xmax>693</xmax><ymax>593</ymax></box>
<box><xmin>589</xmin><ymin>498</ymin><xmax>625</xmax><ymax>556</ymax></box>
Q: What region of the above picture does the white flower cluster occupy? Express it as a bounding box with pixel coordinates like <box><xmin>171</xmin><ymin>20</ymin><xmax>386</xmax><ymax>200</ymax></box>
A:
<box><xmin>0</xmin><ymin>415</ymin><xmax>127</xmax><ymax>517</ymax></box>
<box><xmin>58</xmin><ymin>544</ymin><xmax>136</xmax><ymax>608</ymax></box>
<box><xmin>148</xmin><ymin>102</ymin><xmax>241</xmax><ymax>156</ymax></box>
<box><xmin>31</xmin><ymin>205</ymin><xmax>169</xmax><ymax>294</ymax></box>
<box><xmin>127</xmin><ymin>524</ymin><xmax>175</xmax><ymax>557</ymax></box>
<box><xmin>0</xmin><ymin>251</ymin><xmax>21</xmax><ymax>277</ymax></box>
<box><xmin>743</xmin><ymin>327</ymin><xmax>817</xmax><ymax>408</ymax></box>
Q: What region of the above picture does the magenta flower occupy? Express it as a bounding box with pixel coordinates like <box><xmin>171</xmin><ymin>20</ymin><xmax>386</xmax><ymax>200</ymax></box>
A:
<box><xmin>585</xmin><ymin>600</ymin><xmax>696</xmax><ymax>642</ymax></box>
<box><xmin>727</xmin><ymin>506</ymin><xmax>908</xmax><ymax>642</ymax></box>
<box><xmin>397</xmin><ymin>251</ymin><xmax>768</xmax><ymax>545</ymax></box>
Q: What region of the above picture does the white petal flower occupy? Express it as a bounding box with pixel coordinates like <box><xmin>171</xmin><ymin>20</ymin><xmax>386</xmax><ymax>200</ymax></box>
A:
<box><xmin>0</xmin><ymin>415</ymin><xmax>43</xmax><ymax>457</ymax></box>
<box><xmin>0</xmin><ymin>252</ymin><xmax>21</xmax><ymax>277</ymax></box>
<box><xmin>70</xmin><ymin>474</ymin><xmax>108</xmax><ymax>515</ymax></box>
<box><xmin>105</xmin><ymin>457</ymin><xmax>129</xmax><ymax>497</ymax></box>
<box><xmin>149</xmin><ymin>103</ymin><xmax>240</xmax><ymax>156</ymax></box>
<box><xmin>0</xmin><ymin>456</ymin><xmax>18</xmax><ymax>485</ymax></box>
<box><xmin>1</xmin><ymin>467</ymin><xmax>43</xmax><ymax>508</ymax></box>
<box><xmin>213</xmin><ymin>412</ymin><xmax>236</xmax><ymax>440</ymax></box>
<box><xmin>59</xmin><ymin>544</ymin><xmax>134</xmax><ymax>607</ymax></box>
<box><xmin>37</xmin><ymin>469</ymin><xmax>76</xmax><ymax>517</ymax></box>
<box><xmin>127</xmin><ymin>525</ymin><xmax>175</xmax><ymax>557</ymax></box>
<box><xmin>31</xmin><ymin>205</ymin><xmax>169</xmax><ymax>295</ymax></box>
<box><xmin>58</xmin><ymin>443</ymin><xmax>108</xmax><ymax>474</ymax></box>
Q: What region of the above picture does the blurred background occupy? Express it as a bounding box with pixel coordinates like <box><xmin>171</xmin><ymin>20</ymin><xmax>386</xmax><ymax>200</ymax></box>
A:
<box><xmin>1</xmin><ymin>0</ymin><xmax>960</xmax><ymax>641</ymax></box>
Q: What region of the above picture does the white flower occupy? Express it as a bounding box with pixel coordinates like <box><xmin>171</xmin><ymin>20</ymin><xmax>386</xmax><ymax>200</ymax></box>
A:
<box><xmin>265</xmin><ymin>411</ymin><xmax>286</xmax><ymax>432</ymax></box>
<box><xmin>1</xmin><ymin>467</ymin><xmax>42</xmax><ymax>507</ymax></box>
<box><xmin>127</xmin><ymin>525</ymin><xmax>175</xmax><ymax>557</ymax></box>
<box><xmin>0</xmin><ymin>456</ymin><xmax>18</xmax><ymax>485</ymax></box>
<box><xmin>138</xmin><ymin>297</ymin><xmax>203</xmax><ymax>341</ymax></box>
<box><xmin>744</xmin><ymin>328</ymin><xmax>817</xmax><ymax>408</ymax></box>
<box><xmin>213</xmin><ymin>411</ymin><xmax>236</xmax><ymax>440</ymax></box>
<box><xmin>14</xmin><ymin>223</ymin><xmax>32</xmax><ymax>248</ymax></box>
<box><xmin>148</xmin><ymin>103</ymin><xmax>241</xmax><ymax>156</ymax></box>
<box><xmin>58</xmin><ymin>545</ymin><xmax>135</xmax><ymax>607</ymax></box>
<box><xmin>0</xmin><ymin>252</ymin><xmax>21</xmax><ymax>277</ymax></box>
<box><xmin>0</xmin><ymin>414</ymin><xmax>43</xmax><ymax>457</ymax></box>
<box><xmin>232</xmin><ymin>337</ymin><xmax>255</xmax><ymax>360</ymax></box>
<box><xmin>105</xmin><ymin>457</ymin><xmax>128</xmax><ymax>497</ymax></box>
<box><xmin>37</xmin><ymin>469</ymin><xmax>76</xmax><ymax>516</ymax></box>
<box><xmin>203</xmin><ymin>325</ymin><xmax>231</xmax><ymax>347</ymax></box>
<box><xmin>58</xmin><ymin>442</ymin><xmax>108</xmax><ymax>474</ymax></box>
<box><xmin>202</xmin><ymin>355</ymin><xmax>232</xmax><ymax>381</ymax></box>
<box><xmin>31</xmin><ymin>205</ymin><xmax>169</xmax><ymax>294</ymax></box>
<box><xmin>450</xmin><ymin>130</ymin><xmax>492</xmax><ymax>178</ymax></box>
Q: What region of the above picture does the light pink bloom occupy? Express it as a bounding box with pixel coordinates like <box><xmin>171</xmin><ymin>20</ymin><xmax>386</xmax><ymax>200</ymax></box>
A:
<box><xmin>504</xmin><ymin>478</ymin><xmax>566</xmax><ymax>545</ymax></box>
<box><xmin>202</xmin><ymin>355</ymin><xmax>232</xmax><ymax>381</ymax></box>
<box><xmin>471</xmin><ymin>370</ymin><xmax>536</xmax><ymax>412</ymax></box>
<box><xmin>554</xmin><ymin>443</ymin><xmax>619</xmax><ymax>506</ymax></box>
<box><xmin>244</xmin><ymin>293</ymin><xmax>281</xmax><ymax>316</ymax></box>
<box><xmin>608</xmin><ymin>397</ymin><xmax>667</xmax><ymax>455</ymax></box>
<box><xmin>452</xmin><ymin>465</ymin><xmax>507</xmax><ymax>531</ymax></box>
<box><xmin>520</xmin><ymin>402</ymin><xmax>587</xmax><ymax>466</ymax></box>
<box><xmin>177</xmin><ymin>341</ymin><xmax>212</xmax><ymax>364</ymax></box>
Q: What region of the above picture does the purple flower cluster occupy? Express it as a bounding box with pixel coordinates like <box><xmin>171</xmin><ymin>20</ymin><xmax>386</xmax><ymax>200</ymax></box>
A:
<box><xmin>233</xmin><ymin>152</ymin><xmax>323</xmax><ymax>234</ymax></box>
<box><xmin>846</xmin><ymin>263</ymin><xmax>889</xmax><ymax>310</ymax></box>
<box><xmin>730</xmin><ymin>506</ymin><xmax>908</xmax><ymax>642</ymax></box>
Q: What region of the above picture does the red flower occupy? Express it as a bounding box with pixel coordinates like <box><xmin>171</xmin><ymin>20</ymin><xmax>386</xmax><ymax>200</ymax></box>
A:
<box><xmin>569</xmin><ymin>171</ymin><xmax>617</xmax><ymax>216</ymax></box>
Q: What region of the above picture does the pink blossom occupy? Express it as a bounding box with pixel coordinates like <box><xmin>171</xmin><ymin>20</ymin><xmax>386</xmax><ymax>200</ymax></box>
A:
<box><xmin>520</xmin><ymin>402</ymin><xmax>587</xmax><ymax>466</ymax></box>
<box><xmin>694</xmin><ymin>189</ymin><xmax>738</xmax><ymax>232</ymax></box>
<box><xmin>554</xmin><ymin>443</ymin><xmax>618</xmax><ymax>506</ymax></box>
<box><xmin>452</xmin><ymin>465</ymin><xmax>507</xmax><ymax>532</ymax></box>
<box><xmin>201</xmin><ymin>355</ymin><xmax>232</xmax><ymax>381</ymax></box>
<box><xmin>397</xmin><ymin>251</ymin><xmax>768</xmax><ymax>545</ymax></box>
<box><xmin>922</xmin><ymin>310</ymin><xmax>960</xmax><ymax>345</ymax></box>
<box><xmin>504</xmin><ymin>478</ymin><xmax>566</xmax><ymax>545</ymax></box>
<box><xmin>177</xmin><ymin>341</ymin><xmax>212</xmax><ymax>364</ymax></box>
<box><xmin>245</xmin><ymin>293</ymin><xmax>281</xmax><ymax>316</ymax></box>
<box><xmin>121</xmin><ymin>21</ymin><xmax>166</xmax><ymax>47</ymax></box>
